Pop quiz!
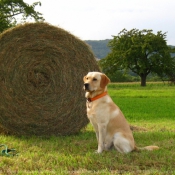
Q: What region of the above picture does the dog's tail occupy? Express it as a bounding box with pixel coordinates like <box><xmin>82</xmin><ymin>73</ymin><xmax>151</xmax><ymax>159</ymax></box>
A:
<box><xmin>135</xmin><ymin>145</ymin><xmax>159</xmax><ymax>151</ymax></box>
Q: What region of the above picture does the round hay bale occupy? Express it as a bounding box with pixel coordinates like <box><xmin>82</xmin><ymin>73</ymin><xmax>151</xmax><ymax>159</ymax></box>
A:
<box><xmin>0</xmin><ymin>22</ymin><xmax>100</xmax><ymax>136</ymax></box>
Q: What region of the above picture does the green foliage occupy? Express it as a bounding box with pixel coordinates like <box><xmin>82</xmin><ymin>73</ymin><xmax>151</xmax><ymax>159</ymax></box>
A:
<box><xmin>103</xmin><ymin>69</ymin><xmax>140</xmax><ymax>82</ymax></box>
<box><xmin>0</xmin><ymin>0</ymin><xmax>44</xmax><ymax>33</ymax></box>
<box><xmin>99</xmin><ymin>29</ymin><xmax>175</xmax><ymax>86</ymax></box>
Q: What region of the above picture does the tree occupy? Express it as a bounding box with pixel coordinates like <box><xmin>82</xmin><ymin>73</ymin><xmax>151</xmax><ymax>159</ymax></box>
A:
<box><xmin>165</xmin><ymin>57</ymin><xmax>175</xmax><ymax>84</ymax></box>
<box><xmin>0</xmin><ymin>0</ymin><xmax>44</xmax><ymax>33</ymax></box>
<box><xmin>99</xmin><ymin>28</ymin><xmax>174</xmax><ymax>86</ymax></box>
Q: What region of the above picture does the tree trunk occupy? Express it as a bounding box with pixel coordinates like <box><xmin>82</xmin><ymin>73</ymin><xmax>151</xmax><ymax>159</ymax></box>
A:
<box><xmin>140</xmin><ymin>74</ymin><xmax>147</xmax><ymax>86</ymax></box>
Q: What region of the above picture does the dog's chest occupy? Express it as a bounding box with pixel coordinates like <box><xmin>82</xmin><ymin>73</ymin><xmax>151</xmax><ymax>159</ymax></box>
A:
<box><xmin>87</xmin><ymin>110</ymin><xmax>98</xmax><ymax>124</ymax></box>
<box><xmin>86</xmin><ymin>101</ymin><xmax>108</xmax><ymax>122</ymax></box>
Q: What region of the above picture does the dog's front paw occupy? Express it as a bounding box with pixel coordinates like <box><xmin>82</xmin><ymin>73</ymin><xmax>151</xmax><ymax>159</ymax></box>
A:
<box><xmin>95</xmin><ymin>148</ymin><xmax>103</xmax><ymax>154</ymax></box>
<box><xmin>94</xmin><ymin>150</ymin><xmax>102</xmax><ymax>154</ymax></box>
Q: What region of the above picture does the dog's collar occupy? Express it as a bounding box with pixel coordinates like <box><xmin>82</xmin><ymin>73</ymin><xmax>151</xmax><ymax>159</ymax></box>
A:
<box><xmin>87</xmin><ymin>91</ymin><xmax>107</xmax><ymax>102</ymax></box>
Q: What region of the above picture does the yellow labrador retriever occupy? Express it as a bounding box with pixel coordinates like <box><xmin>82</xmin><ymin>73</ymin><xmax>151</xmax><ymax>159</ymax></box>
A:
<box><xmin>83</xmin><ymin>72</ymin><xmax>159</xmax><ymax>153</ymax></box>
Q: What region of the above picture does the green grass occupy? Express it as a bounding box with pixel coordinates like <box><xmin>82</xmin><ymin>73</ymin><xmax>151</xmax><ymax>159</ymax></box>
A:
<box><xmin>108</xmin><ymin>82</ymin><xmax>175</xmax><ymax>132</ymax></box>
<box><xmin>0</xmin><ymin>82</ymin><xmax>175</xmax><ymax>175</ymax></box>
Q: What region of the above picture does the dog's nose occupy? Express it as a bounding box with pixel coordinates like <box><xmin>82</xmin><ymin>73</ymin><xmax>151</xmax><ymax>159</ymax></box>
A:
<box><xmin>84</xmin><ymin>83</ymin><xmax>89</xmax><ymax>90</ymax></box>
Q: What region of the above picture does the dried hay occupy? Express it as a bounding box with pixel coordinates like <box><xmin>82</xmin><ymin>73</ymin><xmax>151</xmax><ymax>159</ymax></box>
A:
<box><xmin>0</xmin><ymin>22</ymin><xmax>100</xmax><ymax>136</ymax></box>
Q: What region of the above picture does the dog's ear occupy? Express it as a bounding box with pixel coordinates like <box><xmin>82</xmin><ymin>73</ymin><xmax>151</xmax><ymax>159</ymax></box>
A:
<box><xmin>100</xmin><ymin>74</ymin><xmax>110</xmax><ymax>88</ymax></box>
<box><xmin>83</xmin><ymin>76</ymin><xmax>87</xmax><ymax>82</ymax></box>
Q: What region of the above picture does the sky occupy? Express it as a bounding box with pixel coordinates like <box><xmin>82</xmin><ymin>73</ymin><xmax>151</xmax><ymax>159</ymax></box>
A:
<box><xmin>24</xmin><ymin>0</ymin><xmax>175</xmax><ymax>45</ymax></box>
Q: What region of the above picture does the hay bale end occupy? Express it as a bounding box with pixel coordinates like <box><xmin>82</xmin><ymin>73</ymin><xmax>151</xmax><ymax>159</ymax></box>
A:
<box><xmin>0</xmin><ymin>22</ymin><xmax>100</xmax><ymax>136</ymax></box>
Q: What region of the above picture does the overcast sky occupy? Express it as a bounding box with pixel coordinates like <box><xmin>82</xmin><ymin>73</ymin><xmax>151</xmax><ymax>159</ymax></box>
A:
<box><xmin>24</xmin><ymin>0</ymin><xmax>175</xmax><ymax>45</ymax></box>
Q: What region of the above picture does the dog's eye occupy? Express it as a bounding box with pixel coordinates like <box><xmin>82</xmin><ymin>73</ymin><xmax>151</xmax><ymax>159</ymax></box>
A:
<box><xmin>93</xmin><ymin>78</ymin><xmax>97</xmax><ymax>81</ymax></box>
<box><xmin>86</xmin><ymin>77</ymin><xmax>88</xmax><ymax>80</ymax></box>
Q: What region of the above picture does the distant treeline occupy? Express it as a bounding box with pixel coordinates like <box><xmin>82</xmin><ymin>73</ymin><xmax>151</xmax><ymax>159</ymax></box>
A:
<box><xmin>85</xmin><ymin>40</ymin><xmax>175</xmax><ymax>82</ymax></box>
<box><xmin>85</xmin><ymin>40</ymin><xmax>175</xmax><ymax>59</ymax></box>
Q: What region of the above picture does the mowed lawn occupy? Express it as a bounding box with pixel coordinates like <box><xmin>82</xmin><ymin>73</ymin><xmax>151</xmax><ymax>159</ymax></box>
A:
<box><xmin>0</xmin><ymin>82</ymin><xmax>175</xmax><ymax>175</ymax></box>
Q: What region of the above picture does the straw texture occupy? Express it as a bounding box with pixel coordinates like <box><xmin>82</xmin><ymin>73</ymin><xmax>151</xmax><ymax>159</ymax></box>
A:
<box><xmin>0</xmin><ymin>22</ymin><xmax>100</xmax><ymax>136</ymax></box>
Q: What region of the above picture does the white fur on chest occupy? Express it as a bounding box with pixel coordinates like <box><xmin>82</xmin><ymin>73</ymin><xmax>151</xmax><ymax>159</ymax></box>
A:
<box><xmin>86</xmin><ymin>97</ymin><xmax>111</xmax><ymax>123</ymax></box>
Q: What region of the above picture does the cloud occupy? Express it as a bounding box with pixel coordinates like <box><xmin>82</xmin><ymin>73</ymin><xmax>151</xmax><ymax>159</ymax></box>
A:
<box><xmin>24</xmin><ymin>0</ymin><xmax>175</xmax><ymax>44</ymax></box>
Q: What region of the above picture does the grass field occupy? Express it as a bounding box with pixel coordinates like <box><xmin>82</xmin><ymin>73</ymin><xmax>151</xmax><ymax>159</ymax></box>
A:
<box><xmin>0</xmin><ymin>82</ymin><xmax>175</xmax><ymax>175</ymax></box>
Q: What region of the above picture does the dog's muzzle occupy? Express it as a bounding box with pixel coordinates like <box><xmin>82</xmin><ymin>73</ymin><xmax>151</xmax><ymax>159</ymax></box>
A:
<box><xmin>84</xmin><ymin>83</ymin><xmax>89</xmax><ymax>91</ymax></box>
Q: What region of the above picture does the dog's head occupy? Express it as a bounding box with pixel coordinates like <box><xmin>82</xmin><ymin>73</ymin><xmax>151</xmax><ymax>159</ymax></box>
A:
<box><xmin>83</xmin><ymin>72</ymin><xmax>110</xmax><ymax>92</ymax></box>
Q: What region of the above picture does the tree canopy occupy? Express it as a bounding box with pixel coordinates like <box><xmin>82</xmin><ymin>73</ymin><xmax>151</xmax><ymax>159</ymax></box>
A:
<box><xmin>0</xmin><ymin>0</ymin><xmax>44</xmax><ymax>33</ymax></box>
<box><xmin>99</xmin><ymin>28</ymin><xmax>175</xmax><ymax>86</ymax></box>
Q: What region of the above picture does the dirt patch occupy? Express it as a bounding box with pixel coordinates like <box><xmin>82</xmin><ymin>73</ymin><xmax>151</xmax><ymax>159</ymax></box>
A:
<box><xmin>130</xmin><ymin>125</ymin><xmax>148</xmax><ymax>132</ymax></box>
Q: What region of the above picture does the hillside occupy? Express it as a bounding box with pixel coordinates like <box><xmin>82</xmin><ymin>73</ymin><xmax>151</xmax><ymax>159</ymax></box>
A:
<box><xmin>85</xmin><ymin>40</ymin><xmax>175</xmax><ymax>59</ymax></box>
<box><xmin>85</xmin><ymin>39</ymin><xmax>111</xmax><ymax>59</ymax></box>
